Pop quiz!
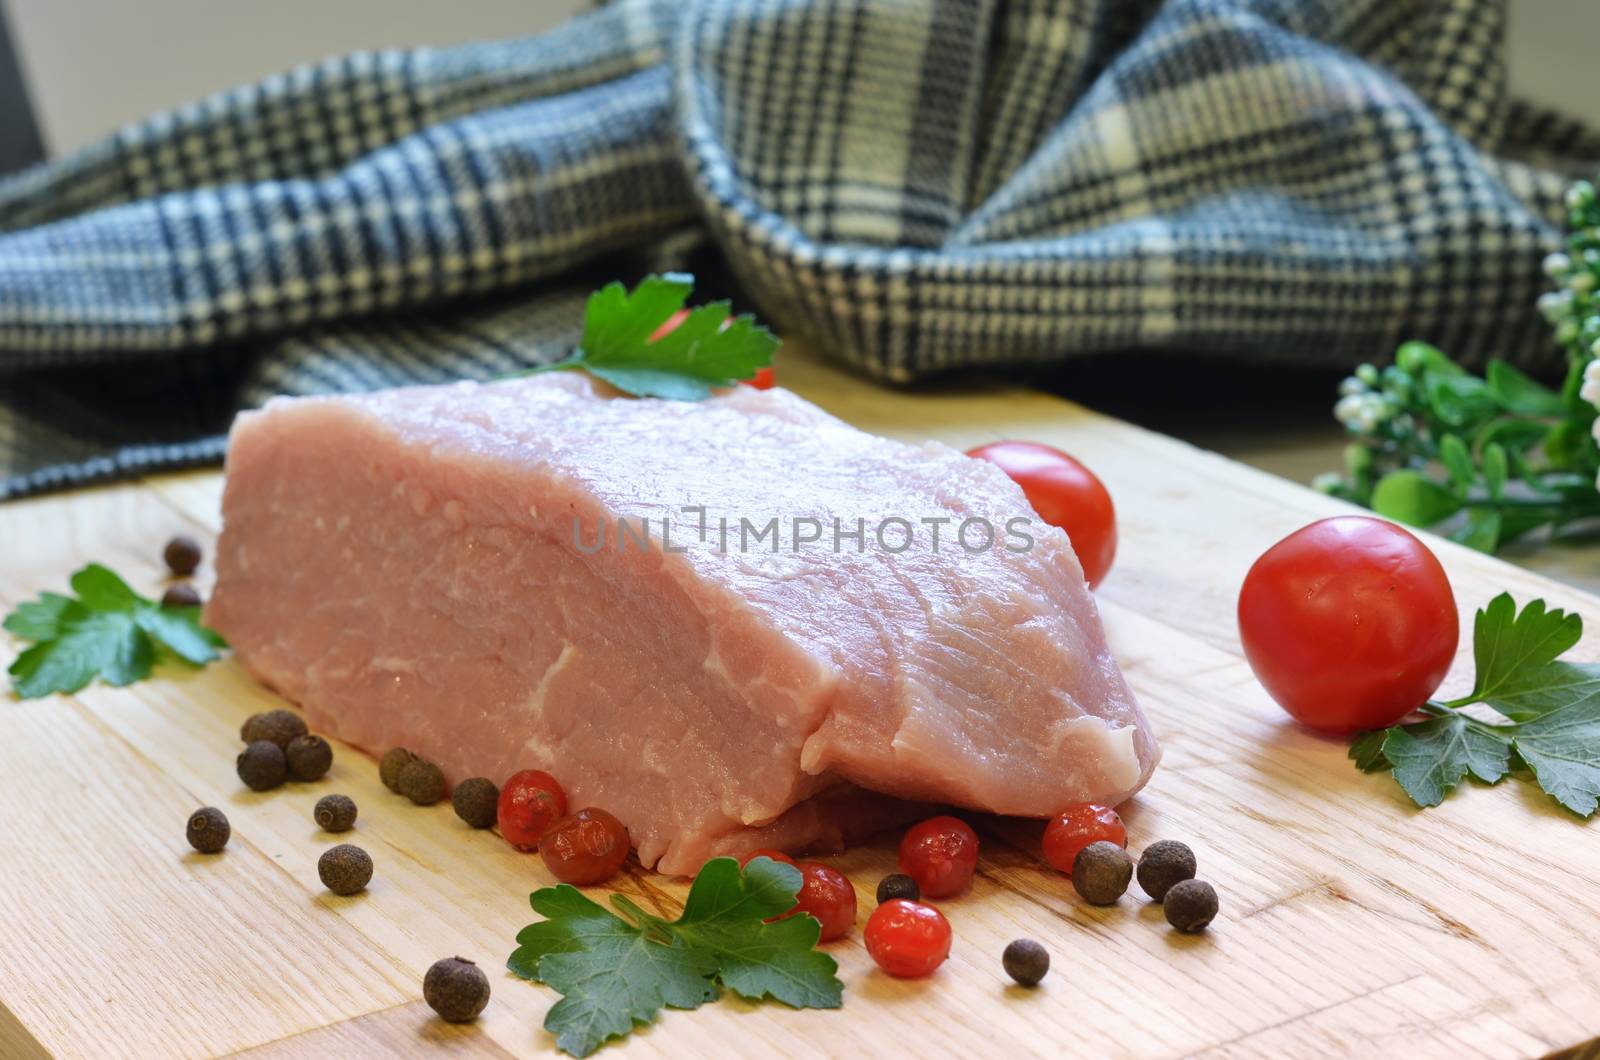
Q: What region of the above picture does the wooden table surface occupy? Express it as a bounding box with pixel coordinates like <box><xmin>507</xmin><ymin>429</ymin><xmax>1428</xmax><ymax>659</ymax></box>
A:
<box><xmin>3</xmin><ymin>345</ymin><xmax>1598</xmax><ymax>1059</ymax></box>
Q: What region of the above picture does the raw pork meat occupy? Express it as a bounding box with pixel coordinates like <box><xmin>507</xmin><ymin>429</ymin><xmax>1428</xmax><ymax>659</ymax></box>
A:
<box><xmin>206</xmin><ymin>373</ymin><xmax>1158</xmax><ymax>873</ymax></box>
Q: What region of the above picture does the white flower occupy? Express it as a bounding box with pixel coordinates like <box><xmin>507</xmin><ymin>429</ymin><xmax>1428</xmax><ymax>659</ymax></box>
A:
<box><xmin>1583</xmin><ymin>360</ymin><xmax>1600</xmax><ymax>408</ymax></box>
<box><xmin>1544</xmin><ymin>252</ymin><xmax>1573</xmax><ymax>279</ymax></box>
<box><xmin>1338</xmin><ymin>377</ymin><xmax>1366</xmax><ymax>397</ymax></box>
<box><xmin>1335</xmin><ymin>393</ymin><xmax>1389</xmax><ymax>435</ymax></box>
<box><xmin>1538</xmin><ymin>290</ymin><xmax>1573</xmax><ymax>323</ymax></box>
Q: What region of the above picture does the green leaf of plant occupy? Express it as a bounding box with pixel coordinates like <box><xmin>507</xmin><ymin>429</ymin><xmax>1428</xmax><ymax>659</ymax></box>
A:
<box><xmin>1469</xmin><ymin>594</ymin><xmax>1583</xmax><ymax>703</ymax></box>
<box><xmin>1349</xmin><ymin>729</ymin><xmax>1392</xmax><ymax>772</ymax></box>
<box><xmin>1426</xmin><ymin>374</ymin><xmax>1497</xmax><ymax>427</ymax></box>
<box><xmin>534</xmin><ymin>275</ymin><xmax>778</xmax><ymax>401</ymax></box>
<box><xmin>1486</xmin><ymin>361</ymin><xmax>1566</xmax><ymax>416</ymax></box>
<box><xmin>7</xmin><ymin>610</ymin><xmax>152</xmax><ymax>699</ymax></box>
<box><xmin>1485</xmin><ymin>660</ymin><xmax>1600</xmax><ymax>722</ymax></box>
<box><xmin>5</xmin><ymin>563</ymin><xmax>225</xmax><ymax>698</ymax></box>
<box><xmin>1482</xmin><ymin>443</ymin><xmax>1508</xmax><ymax>501</ymax></box>
<box><xmin>70</xmin><ymin>563</ymin><xmax>146</xmax><ymax>612</ymax></box>
<box><xmin>1437</xmin><ymin>434</ymin><xmax>1474</xmax><ymax>493</ymax></box>
<box><xmin>3</xmin><ymin>592</ymin><xmax>80</xmax><ymax>641</ymax></box>
<box><xmin>1545</xmin><ymin>421</ymin><xmax>1587</xmax><ymax>470</ymax></box>
<box><xmin>1371</xmin><ymin>470</ymin><xmax>1463</xmax><ymax>527</ymax></box>
<box><xmin>507</xmin><ymin>857</ymin><xmax>839</xmax><ymax>1058</ymax></box>
<box><xmin>1380</xmin><ymin>715</ymin><xmax>1512</xmax><ymax>807</ymax></box>
<box><xmin>1511</xmin><ymin>697</ymin><xmax>1600</xmax><ymax>817</ymax></box>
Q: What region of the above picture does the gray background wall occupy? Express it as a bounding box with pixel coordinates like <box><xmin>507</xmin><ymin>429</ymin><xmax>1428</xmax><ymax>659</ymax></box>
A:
<box><xmin>1</xmin><ymin>0</ymin><xmax>1593</xmax><ymax>160</ymax></box>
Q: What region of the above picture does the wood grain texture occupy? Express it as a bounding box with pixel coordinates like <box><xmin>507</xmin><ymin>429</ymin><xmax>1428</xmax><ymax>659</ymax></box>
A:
<box><xmin>2</xmin><ymin>343</ymin><xmax>1597</xmax><ymax>1058</ymax></box>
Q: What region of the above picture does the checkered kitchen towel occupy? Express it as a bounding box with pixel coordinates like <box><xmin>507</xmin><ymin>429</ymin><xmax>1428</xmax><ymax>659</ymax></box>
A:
<box><xmin>0</xmin><ymin>0</ymin><xmax>1595</xmax><ymax>498</ymax></box>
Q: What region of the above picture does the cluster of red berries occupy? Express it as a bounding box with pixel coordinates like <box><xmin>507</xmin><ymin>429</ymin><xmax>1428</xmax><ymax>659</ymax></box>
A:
<box><xmin>496</xmin><ymin>769</ymin><xmax>630</xmax><ymax>887</ymax></box>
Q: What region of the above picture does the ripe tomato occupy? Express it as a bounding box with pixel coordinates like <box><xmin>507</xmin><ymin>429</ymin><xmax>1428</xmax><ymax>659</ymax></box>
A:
<box><xmin>497</xmin><ymin>770</ymin><xmax>567</xmax><ymax>851</ymax></box>
<box><xmin>539</xmin><ymin>807</ymin><xmax>630</xmax><ymax>885</ymax></box>
<box><xmin>1238</xmin><ymin>516</ymin><xmax>1459</xmax><ymax>734</ymax></box>
<box><xmin>965</xmin><ymin>441</ymin><xmax>1116</xmax><ymax>587</ymax></box>
<box><xmin>898</xmin><ymin>816</ymin><xmax>979</xmax><ymax>898</ymax></box>
<box><xmin>864</xmin><ymin>899</ymin><xmax>952</xmax><ymax>978</ymax></box>
<box><xmin>1041</xmin><ymin>804</ymin><xmax>1125</xmax><ymax>875</ymax></box>
<box><xmin>788</xmin><ymin>862</ymin><xmax>857</xmax><ymax>942</ymax></box>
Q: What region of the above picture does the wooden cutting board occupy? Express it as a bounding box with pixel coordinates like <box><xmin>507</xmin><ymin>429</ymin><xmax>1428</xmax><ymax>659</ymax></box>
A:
<box><xmin>3</xmin><ymin>346</ymin><xmax>1598</xmax><ymax>1060</ymax></box>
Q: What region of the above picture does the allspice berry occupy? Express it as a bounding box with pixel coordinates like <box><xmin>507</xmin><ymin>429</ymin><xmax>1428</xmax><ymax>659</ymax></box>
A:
<box><xmin>163</xmin><ymin>534</ymin><xmax>202</xmax><ymax>576</ymax></box>
<box><xmin>424</xmin><ymin>957</ymin><xmax>491</xmax><ymax>1023</ymax></box>
<box><xmin>1163</xmin><ymin>879</ymin><xmax>1218</xmax><ymax>933</ymax></box>
<box><xmin>1136</xmin><ymin>840</ymin><xmax>1197</xmax><ymax>902</ymax></box>
<box><xmin>240</xmin><ymin>709</ymin><xmax>307</xmax><ymax>750</ymax></box>
<box><xmin>318</xmin><ymin>844</ymin><xmax>373</xmax><ymax>895</ymax></box>
<box><xmin>186</xmin><ymin>807</ymin><xmax>230</xmax><ymax>853</ymax></box>
<box><xmin>875</xmin><ymin>873</ymin><xmax>920</xmax><ymax>904</ymax></box>
<box><xmin>160</xmin><ymin>583</ymin><xmax>203</xmax><ymax>610</ymax></box>
<box><xmin>314</xmin><ymin>794</ymin><xmax>358</xmax><ymax>833</ymax></box>
<box><xmin>1071</xmin><ymin>840</ymin><xmax>1133</xmax><ymax>905</ymax></box>
<box><xmin>379</xmin><ymin>748</ymin><xmax>419</xmax><ymax>792</ymax></box>
<box><xmin>1002</xmin><ymin>938</ymin><xmax>1050</xmax><ymax>987</ymax></box>
<box><xmin>237</xmin><ymin>740</ymin><xmax>287</xmax><ymax>792</ymax></box>
<box><xmin>397</xmin><ymin>758</ymin><xmax>445</xmax><ymax>806</ymax></box>
<box><xmin>452</xmin><ymin>777</ymin><xmax>500</xmax><ymax>829</ymax></box>
<box><xmin>285</xmin><ymin>734</ymin><xmax>333</xmax><ymax>782</ymax></box>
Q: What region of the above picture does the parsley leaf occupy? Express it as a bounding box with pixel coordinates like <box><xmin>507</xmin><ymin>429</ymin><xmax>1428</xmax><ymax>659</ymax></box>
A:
<box><xmin>508</xmin><ymin>856</ymin><xmax>841</xmax><ymax>1057</ymax></box>
<box><xmin>4</xmin><ymin>563</ymin><xmax>225</xmax><ymax>699</ymax></box>
<box><xmin>529</xmin><ymin>274</ymin><xmax>778</xmax><ymax>401</ymax></box>
<box><xmin>1351</xmin><ymin>595</ymin><xmax>1600</xmax><ymax>817</ymax></box>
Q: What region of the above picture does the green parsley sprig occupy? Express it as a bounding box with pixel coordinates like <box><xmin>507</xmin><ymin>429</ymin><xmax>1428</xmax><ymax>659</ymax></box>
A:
<box><xmin>1320</xmin><ymin>181</ymin><xmax>1600</xmax><ymax>552</ymax></box>
<box><xmin>508</xmin><ymin>856</ymin><xmax>841</xmax><ymax>1057</ymax></box>
<box><xmin>4</xmin><ymin>564</ymin><xmax>224</xmax><ymax>699</ymax></box>
<box><xmin>1351</xmin><ymin>593</ymin><xmax>1600</xmax><ymax>816</ymax></box>
<box><xmin>523</xmin><ymin>274</ymin><xmax>778</xmax><ymax>401</ymax></box>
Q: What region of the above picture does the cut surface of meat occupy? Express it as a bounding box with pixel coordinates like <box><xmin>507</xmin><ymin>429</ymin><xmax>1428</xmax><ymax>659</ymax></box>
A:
<box><xmin>206</xmin><ymin>373</ymin><xmax>1158</xmax><ymax>874</ymax></box>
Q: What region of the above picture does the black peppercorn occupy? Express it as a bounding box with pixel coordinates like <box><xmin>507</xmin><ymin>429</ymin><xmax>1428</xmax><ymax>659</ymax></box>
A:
<box><xmin>1136</xmin><ymin>840</ymin><xmax>1197</xmax><ymax>902</ymax></box>
<box><xmin>1002</xmin><ymin>938</ymin><xmax>1050</xmax><ymax>987</ymax></box>
<box><xmin>237</xmin><ymin>740</ymin><xmax>287</xmax><ymax>792</ymax></box>
<box><xmin>452</xmin><ymin>777</ymin><xmax>499</xmax><ymax>829</ymax></box>
<box><xmin>379</xmin><ymin>748</ymin><xmax>419</xmax><ymax>792</ymax></box>
<box><xmin>397</xmin><ymin>758</ymin><xmax>445</xmax><ymax>806</ymax></box>
<box><xmin>1163</xmin><ymin>879</ymin><xmax>1218</xmax><ymax>933</ymax></box>
<box><xmin>875</xmin><ymin>873</ymin><xmax>921</xmax><ymax>904</ymax></box>
<box><xmin>285</xmin><ymin>734</ymin><xmax>333</xmax><ymax>782</ymax></box>
<box><xmin>318</xmin><ymin>843</ymin><xmax>373</xmax><ymax>895</ymax></box>
<box><xmin>163</xmin><ymin>534</ymin><xmax>202</xmax><ymax>576</ymax></box>
<box><xmin>424</xmin><ymin>956</ymin><xmax>491</xmax><ymax>1023</ymax></box>
<box><xmin>1071</xmin><ymin>841</ymin><xmax>1133</xmax><ymax>905</ymax></box>
<box><xmin>314</xmin><ymin>794</ymin><xmax>358</xmax><ymax>833</ymax></box>
<box><xmin>186</xmin><ymin>807</ymin><xmax>230</xmax><ymax>853</ymax></box>
<box><xmin>240</xmin><ymin>708</ymin><xmax>307</xmax><ymax>750</ymax></box>
<box><xmin>160</xmin><ymin>583</ymin><xmax>203</xmax><ymax>610</ymax></box>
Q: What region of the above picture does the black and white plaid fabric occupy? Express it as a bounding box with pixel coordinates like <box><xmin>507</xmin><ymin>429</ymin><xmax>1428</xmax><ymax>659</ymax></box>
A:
<box><xmin>0</xmin><ymin>0</ymin><xmax>1594</xmax><ymax>498</ymax></box>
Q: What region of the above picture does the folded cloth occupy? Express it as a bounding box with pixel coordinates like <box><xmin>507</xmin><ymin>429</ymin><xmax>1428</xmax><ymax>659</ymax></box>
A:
<box><xmin>0</xmin><ymin>0</ymin><xmax>1595</xmax><ymax>498</ymax></box>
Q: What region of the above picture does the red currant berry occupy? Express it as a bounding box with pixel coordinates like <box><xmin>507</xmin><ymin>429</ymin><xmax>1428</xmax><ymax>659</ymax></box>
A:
<box><xmin>739</xmin><ymin>848</ymin><xmax>796</xmax><ymax>868</ymax></box>
<box><xmin>898</xmin><ymin>816</ymin><xmax>979</xmax><ymax>898</ymax></box>
<box><xmin>744</xmin><ymin>366</ymin><xmax>777</xmax><ymax>390</ymax></box>
<box><xmin>497</xmin><ymin>769</ymin><xmax>567</xmax><ymax>851</ymax></box>
<box><xmin>1042</xmin><ymin>804</ymin><xmax>1126</xmax><ymax>875</ymax></box>
<box><xmin>864</xmin><ymin>899</ymin><xmax>951</xmax><ymax>978</ymax></box>
<box><xmin>787</xmin><ymin>862</ymin><xmax>856</xmax><ymax>942</ymax></box>
<box><xmin>539</xmin><ymin>807</ymin><xmax>630</xmax><ymax>885</ymax></box>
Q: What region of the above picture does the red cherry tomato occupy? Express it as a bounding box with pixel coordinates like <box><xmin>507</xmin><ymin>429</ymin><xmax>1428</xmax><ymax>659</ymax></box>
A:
<box><xmin>899</xmin><ymin>816</ymin><xmax>979</xmax><ymax>898</ymax></box>
<box><xmin>1041</xmin><ymin>804</ymin><xmax>1126</xmax><ymax>875</ymax></box>
<box><xmin>864</xmin><ymin>899</ymin><xmax>952</xmax><ymax>978</ymax></box>
<box><xmin>497</xmin><ymin>769</ymin><xmax>567</xmax><ymax>851</ymax></box>
<box><xmin>739</xmin><ymin>848</ymin><xmax>796</xmax><ymax>868</ymax></box>
<box><xmin>649</xmin><ymin>308</ymin><xmax>775</xmax><ymax>389</ymax></box>
<box><xmin>787</xmin><ymin>862</ymin><xmax>857</xmax><ymax>942</ymax></box>
<box><xmin>965</xmin><ymin>441</ymin><xmax>1117</xmax><ymax>588</ymax></box>
<box><xmin>539</xmin><ymin>807</ymin><xmax>630</xmax><ymax>885</ymax></box>
<box><xmin>1238</xmin><ymin>515</ymin><xmax>1459</xmax><ymax>734</ymax></box>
